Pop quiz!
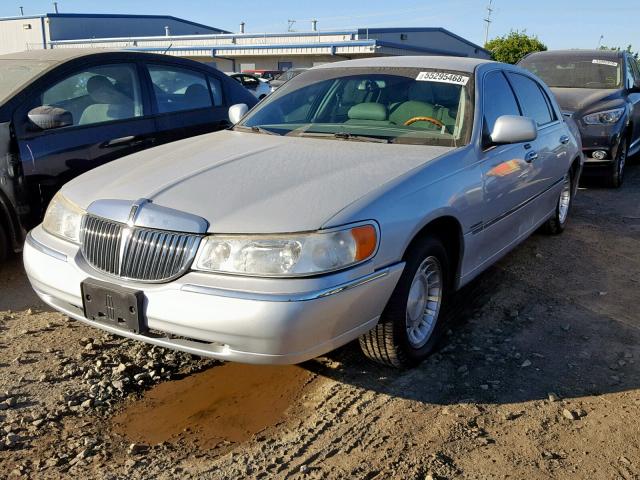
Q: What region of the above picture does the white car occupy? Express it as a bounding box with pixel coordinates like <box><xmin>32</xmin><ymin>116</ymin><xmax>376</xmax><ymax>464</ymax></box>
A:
<box><xmin>228</xmin><ymin>73</ymin><xmax>271</xmax><ymax>100</ymax></box>
<box><xmin>24</xmin><ymin>56</ymin><xmax>582</xmax><ymax>367</ymax></box>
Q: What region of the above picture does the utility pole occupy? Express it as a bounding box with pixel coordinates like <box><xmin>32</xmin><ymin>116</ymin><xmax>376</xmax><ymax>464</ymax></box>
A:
<box><xmin>483</xmin><ymin>0</ymin><xmax>494</xmax><ymax>46</ymax></box>
<box><xmin>597</xmin><ymin>35</ymin><xmax>604</xmax><ymax>49</ymax></box>
<box><xmin>287</xmin><ymin>19</ymin><xmax>296</xmax><ymax>32</ymax></box>
<box><xmin>19</xmin><ymin>6</ymin><xmax>24</xmax><ymax>16</ymax></box>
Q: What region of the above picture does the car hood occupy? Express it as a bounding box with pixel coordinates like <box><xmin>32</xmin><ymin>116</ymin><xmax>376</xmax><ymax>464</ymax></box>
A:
<box><xmin>550</xmin><ymin>87</ymin><xmax>624</xmax><ymax>114</ymax></box>
<box><xmin>63</xmin><ymin>130</ymin><xmax>453</xmax><ymax>234</ymax></box>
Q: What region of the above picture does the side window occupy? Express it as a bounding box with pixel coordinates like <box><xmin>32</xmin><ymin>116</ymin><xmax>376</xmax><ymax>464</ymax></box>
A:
<box><xmin>208</xmin><ymin>76</ymin><xmax>224</xmax><ymax>106</ymax></box>
<box><xmin>39</xmin><ymin>64</ymin><xmax>143</xmax><ymax>127</ymax></box>
<box><xmin>506</xmin><ymin>73</ymin><xmax>554</xmax><ymax>126</ymax></box>
<box><xmin>148</xmin><ymin>65</ymin><xmax>213</xmax><ymax>113</ymax></box>
<box><xmin>625</xmin><ymin>55</ymin><xmax>639</xmax><ymax>88</ymax></box>
<box><xmin>482</xmin><ymin>71</ymin><xmax>521</xmax><ymax>141</ymax></box>
<box><xmin>630</xmin><ymin>57</ymin><xmax>640</xmax><ymax>85</ymax></box>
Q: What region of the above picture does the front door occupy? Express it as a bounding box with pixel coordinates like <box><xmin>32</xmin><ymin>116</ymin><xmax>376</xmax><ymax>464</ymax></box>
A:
<box><xmin>474</xmin><ymin>70</ymin><xmax>539</xmax><ymax>267</ymax></box>
<box><xmin>14</xmin><ymin>62</ymin><xmax>156</xmax><ymax>227</ymax></box>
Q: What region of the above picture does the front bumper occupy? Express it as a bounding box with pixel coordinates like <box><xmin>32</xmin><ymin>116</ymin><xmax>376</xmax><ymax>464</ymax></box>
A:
<box><xmin>23</xmin><ymin>226</ymin><xmax>403</xmax><ymax>364</ymax></box>
<box><xmin>578</xmin><ymin>122</ymin><xmax>624</xmax><ymax>165</ymax></box>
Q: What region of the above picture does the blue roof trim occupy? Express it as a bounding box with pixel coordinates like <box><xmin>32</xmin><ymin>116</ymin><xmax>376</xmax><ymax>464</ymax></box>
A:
<box><xmin>358</xmin><ymin>27</ymin><xmax>489</xmax><ymax>54</ymax></box>
<box><xmin>0</xmin><ymin>12</ymin><xmax>229</xmax><ymax>33</ymax></box>
<box><xmin>207</xmin><ymin>40</ymin><xmax>378</xmax><ymax>51</ymax></box>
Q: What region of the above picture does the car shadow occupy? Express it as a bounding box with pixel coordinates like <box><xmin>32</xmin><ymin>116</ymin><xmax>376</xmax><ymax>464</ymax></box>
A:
<box><xmin>303</xmin><ymin>247</ymin><xmax>640</xmax><ymax>405</ymax></box>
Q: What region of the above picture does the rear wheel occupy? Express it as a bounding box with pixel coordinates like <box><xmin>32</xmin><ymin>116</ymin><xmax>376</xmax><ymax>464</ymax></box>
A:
<box><xmin>359</xmin><ymin>236</ymin><xmax>450</xmax><ymax>368</ymax></box>
<box><xmin>543</xmin><ymin>172</ymin><xmax>573</xmax><ymax>235</ymax></box>
<box><xmin>606</xmin><ymin>139</ymin><xmax>627</xmax><ymax>188</ymax></box>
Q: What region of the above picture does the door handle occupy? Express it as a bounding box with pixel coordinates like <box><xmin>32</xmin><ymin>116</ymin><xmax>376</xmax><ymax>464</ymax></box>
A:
<box><xmin>525</xmin><ymin>151</ymin><xmax>539</xmax><ymax>163</ymax></box>
<box><xmin>559</xmin><ymin>135</ymin><xmax>570</xmax><ymax>145</ymax></box>
<box><xmin>101</xmin><ymin>136</ymin><xmax>143</xmax><ymax>148</ymax></box>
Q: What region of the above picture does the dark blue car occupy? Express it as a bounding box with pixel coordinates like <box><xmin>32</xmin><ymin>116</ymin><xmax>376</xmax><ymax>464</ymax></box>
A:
<box><xmin>0</xmin><ymin>49</ymin><xmax>257</xmax><ymax>260</ymax></box>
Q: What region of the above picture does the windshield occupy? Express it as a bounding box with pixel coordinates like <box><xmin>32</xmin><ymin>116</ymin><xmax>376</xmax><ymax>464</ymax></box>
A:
<box><xmin>0</xmin><ymin>59</ymin><xmax>54</xmax><ymax>105</ymax></box>
<box><xmin>519</xmin><ymin>56</ymin><xmax>622</xmax><ymax>89</ymax></box>
<box><xmin>238</xmin><ymin>67</ymin><xmax>473</xmax><ymax>147</ymax></box>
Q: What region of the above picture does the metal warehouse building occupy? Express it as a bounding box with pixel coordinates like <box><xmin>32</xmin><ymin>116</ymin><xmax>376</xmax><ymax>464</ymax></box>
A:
<box><xmin>0</xmin><ymin>12</ymin><xmax>490</xmax><ymax>70</ymax></box>
<box><xmin>0</xmin><ymin>13</ymin><xmax>227</xmax><ymax>55</ymax></box>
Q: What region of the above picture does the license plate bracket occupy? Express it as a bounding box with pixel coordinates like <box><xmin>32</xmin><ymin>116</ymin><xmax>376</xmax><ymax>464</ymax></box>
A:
<box><xmin>81</xmin><ymin>279</ymin><xmax>146</xmax><ymax>334</ymax></box>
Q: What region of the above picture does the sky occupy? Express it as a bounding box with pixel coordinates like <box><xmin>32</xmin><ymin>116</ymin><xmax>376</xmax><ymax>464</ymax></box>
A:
<box><xmin>1</xmin><ymin>0</ymin><xmax>638</xmax><ymax>51</ymax></box>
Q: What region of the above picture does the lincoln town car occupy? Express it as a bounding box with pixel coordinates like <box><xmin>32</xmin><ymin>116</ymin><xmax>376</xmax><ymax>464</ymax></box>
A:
<box><xmin>24</xmin><ymin>57</ymin><xmax>583</xmax><ymax>367</ymax></box>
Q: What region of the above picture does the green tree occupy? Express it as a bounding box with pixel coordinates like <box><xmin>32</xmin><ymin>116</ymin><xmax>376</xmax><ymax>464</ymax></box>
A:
<box><xmin>485</xmin><ymin>30</ymin><xmax>548</xmax><ymax>64</ymax></box>
<box><xmin>599</xmin><ymin>44</ymin><xmax>639</xmax><ymax>61</ymax></box>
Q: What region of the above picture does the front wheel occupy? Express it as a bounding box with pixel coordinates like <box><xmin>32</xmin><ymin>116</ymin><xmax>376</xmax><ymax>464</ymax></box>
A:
<box><xmin>359</xmin><ymin>236</ymin><xmax>450</xmax><ymax>368</ymax></box>
<box><xmin>606</xmin><ymin>139</ymin><xmax>627</xmax><ymax>188</ymax></box>
<box><xmin>543</xmin><ymin>173</ymin><xmax>573</xmax><ymax>235</ymax></box>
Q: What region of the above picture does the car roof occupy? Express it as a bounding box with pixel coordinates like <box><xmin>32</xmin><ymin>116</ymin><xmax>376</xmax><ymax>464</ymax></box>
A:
<box><xmin>314</xmin><ymin>55</ymin><xmax>494</xmax><ymax>73</ymax></box>
<box><xmin>522</xmin><ymin>49</ymin><xmax>624</xmax><ymax>61</ymax></box>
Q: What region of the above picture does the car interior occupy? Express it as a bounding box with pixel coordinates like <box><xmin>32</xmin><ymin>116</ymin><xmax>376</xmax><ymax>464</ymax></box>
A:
<box><xmin>39</xmin><ymin>66</ymin><xmax>142</xmax><ymax>127</ymax></box>
<box><xmin>274</xmin><ymin>75</ymin><xmax>462</xmax><ymax>135</ymax></box>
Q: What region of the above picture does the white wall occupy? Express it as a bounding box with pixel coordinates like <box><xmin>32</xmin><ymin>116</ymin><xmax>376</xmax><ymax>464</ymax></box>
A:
<box><xmin>0</xmin><ymin>18</ymin><xmax>46</xmax><ymax>54</ymax></box>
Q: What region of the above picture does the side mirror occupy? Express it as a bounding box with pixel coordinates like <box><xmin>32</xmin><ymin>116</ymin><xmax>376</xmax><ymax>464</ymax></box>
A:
<box><xmin>28</xmin><ymin>106</ymin><xmax>73</xmax><ymax>130</ymax></box>
<box><xmin>490</xmin><ymin>115</ymin><xmax>537</xmax><ymax>145</ymax></box>
<box><xmin>228</xmin><ymin>103</ymin><xmax>249</xmax><ymax>124</ymax></box>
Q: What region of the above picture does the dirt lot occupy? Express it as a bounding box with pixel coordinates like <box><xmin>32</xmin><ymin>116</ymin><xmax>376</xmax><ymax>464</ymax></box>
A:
<box><xmin>1</xmin><ymin>163</ymin><xmax>639</xmax><ymax>480</ymax></box>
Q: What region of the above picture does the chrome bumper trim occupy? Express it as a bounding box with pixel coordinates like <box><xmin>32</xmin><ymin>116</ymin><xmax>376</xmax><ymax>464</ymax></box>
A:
<box><xmin>180</xmin><ymin>262</ymin><xmax>405</xmax><ymax>302</ymax></box>
<box><xmin>25</xmin><ymin>231</ymin><xmax>68</xmax><ymax>262</ymax></box>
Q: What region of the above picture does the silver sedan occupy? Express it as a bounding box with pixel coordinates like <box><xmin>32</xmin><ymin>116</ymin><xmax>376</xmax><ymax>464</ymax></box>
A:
<box><xmin>24</xmin><ymin>56</ymin><xmax>583</xmax><ymax>367</ymax></box>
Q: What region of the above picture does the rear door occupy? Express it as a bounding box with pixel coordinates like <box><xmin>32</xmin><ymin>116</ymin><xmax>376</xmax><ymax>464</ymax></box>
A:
<box><xmin>13</xmin><ymin>61</ymin><xmax>156</xmax><ymax>225</ymax></box>
<box><xmin>143</xmin><ymin>63</ymin><xmax>230</xmax><ymax>145</ymax></box>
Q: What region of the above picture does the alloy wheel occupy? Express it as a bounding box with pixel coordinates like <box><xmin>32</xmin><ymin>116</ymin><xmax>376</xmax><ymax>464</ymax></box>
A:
<box><xmin>405</xmin><ymin>256</ymin><xmax>443</xmax><ymax>349</ymax></box>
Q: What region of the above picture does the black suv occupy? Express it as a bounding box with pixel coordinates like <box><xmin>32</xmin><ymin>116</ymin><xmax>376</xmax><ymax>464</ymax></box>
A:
<box><xmin>519</xmin><ymin>49</ymin><xmax>640</xmax><ymax>187</ymax></box>
<box><xmin>0</xmin><ymin>49</ymin><xmax>257</xmax><ymax>260</ymax></box>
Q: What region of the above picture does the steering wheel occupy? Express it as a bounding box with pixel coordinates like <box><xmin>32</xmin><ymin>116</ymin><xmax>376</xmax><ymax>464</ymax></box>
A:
<box><xmin>404</xmin><ymin>116</ymin><xmax>445</xmax><ymax>128</ymax></box>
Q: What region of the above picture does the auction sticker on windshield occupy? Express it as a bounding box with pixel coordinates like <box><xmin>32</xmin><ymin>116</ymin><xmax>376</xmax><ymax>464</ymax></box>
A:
<box><xmin>592</xmin><ymin>59</ymin><xmax>618</xmax><ymax>67</ymax></box>
<box><xmin>416</xmin><ymin>71</ymin><xmax>469</xmax><ymax>85</ymax></box>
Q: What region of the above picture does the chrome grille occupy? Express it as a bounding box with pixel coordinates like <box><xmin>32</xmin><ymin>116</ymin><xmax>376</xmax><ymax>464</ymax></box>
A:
<box><xmin>81</xmin><ymin>215</ymin><xmax>202</xmax><ymax>282</ymax></box>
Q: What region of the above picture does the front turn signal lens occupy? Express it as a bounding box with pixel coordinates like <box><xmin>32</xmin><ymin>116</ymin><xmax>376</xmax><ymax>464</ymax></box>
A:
<box><xmin>352</xmin><ymin>225</ymin><xmax>377</xmax><ymax>261</ymax></box>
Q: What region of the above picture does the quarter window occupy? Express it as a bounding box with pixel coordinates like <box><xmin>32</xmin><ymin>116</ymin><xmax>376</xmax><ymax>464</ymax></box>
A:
<box><xmin>39</xmin><ymin>64</ymin><xmax>143</xmax><ymax>127</ymax></box>
<box><xmin>507</xmin><ymin>73</ymin><xmax>554</xmax><ymax>126</ymax></box>
<box><xmin>482</xmin><ymin>71</ymin><xmax>521</xmax><ymax>141</ymax></box>
<box><xmin>148</xmin><ymin>65</ymin><xmax>214</xmax><ymax>113</ymax></box>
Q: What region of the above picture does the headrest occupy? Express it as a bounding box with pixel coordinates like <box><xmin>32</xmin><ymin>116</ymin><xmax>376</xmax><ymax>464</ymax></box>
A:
<box><xmin>347</xmin><ymin>102</ymin><xmax>387</xmax><ymax>121</ymax></box>
<box><xmin>185</xmin><ymin>84</ymin><xmax>209</xmax><ymax>98</ymax></box>
<box><xmin>86</xmin><ymin>75</ymin><xmax>122</xmax><ymax>104</ymax></box>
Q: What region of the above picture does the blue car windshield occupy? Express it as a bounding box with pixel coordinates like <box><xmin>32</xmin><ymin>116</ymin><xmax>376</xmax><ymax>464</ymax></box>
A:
<box><xmin>238</xmin><ymin>67</ymin><xmax>474</xmax><ymax>147</ymax></box>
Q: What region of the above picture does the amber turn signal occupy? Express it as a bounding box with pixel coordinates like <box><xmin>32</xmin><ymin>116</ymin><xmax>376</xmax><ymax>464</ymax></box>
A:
<box><xmin>351</xmin><ymin>225</ymin><xmax>377</xmax><ymax>261</ymax></box>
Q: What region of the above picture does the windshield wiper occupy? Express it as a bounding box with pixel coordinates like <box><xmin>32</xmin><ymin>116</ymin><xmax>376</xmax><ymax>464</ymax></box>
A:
<box><xmin>291</xmin><ymin>131</ymin><xmax>391</xmax><ymax>143</ymax></box>
<box><xmin>234</xmin><ymin>125</ymin><xmax>281</xmax><ymax>136</ymax></box>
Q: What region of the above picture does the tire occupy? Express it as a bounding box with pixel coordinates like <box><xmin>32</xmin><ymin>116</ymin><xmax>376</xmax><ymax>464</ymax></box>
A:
<box><xmin>543</xmin><ymin>172</ymin><xmax>573</xmax><ymax>235</ymax></box>
<box><xmin>359</xmin><ymin>236</ymin><xmax>450</xmax><ymax>368</ymax></box>
<box><xmin>0</xmin><ymin>224</ymin><xmax>8</xmax><ymax>263</ymax></box>
<box><xmin>606</xmin><ymin>138</ymin><xmax>627</xmax><ymax>188</ymax></box>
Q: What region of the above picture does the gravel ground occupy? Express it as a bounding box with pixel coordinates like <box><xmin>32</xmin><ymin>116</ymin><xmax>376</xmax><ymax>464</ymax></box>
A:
<box><xmin>1</xmin><ymin>162</ymin><xmax>639</xmax><ymax>479</ymax></box>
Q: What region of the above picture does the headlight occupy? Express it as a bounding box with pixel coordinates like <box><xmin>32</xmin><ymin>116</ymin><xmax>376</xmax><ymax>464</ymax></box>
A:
<box><xmin>194</xmin><ymin>223</ymin><xmax>378</xmax><ymax>277</ymax></box>
<box><xmin>583</xmin><ymin>108</ymin><xmax>624</xmax><ymax>125</ymax></box>
<box><xmin>42</xmin><ymin>192</ymin><xmax>85</xmax><ymax>244</ymax></box>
